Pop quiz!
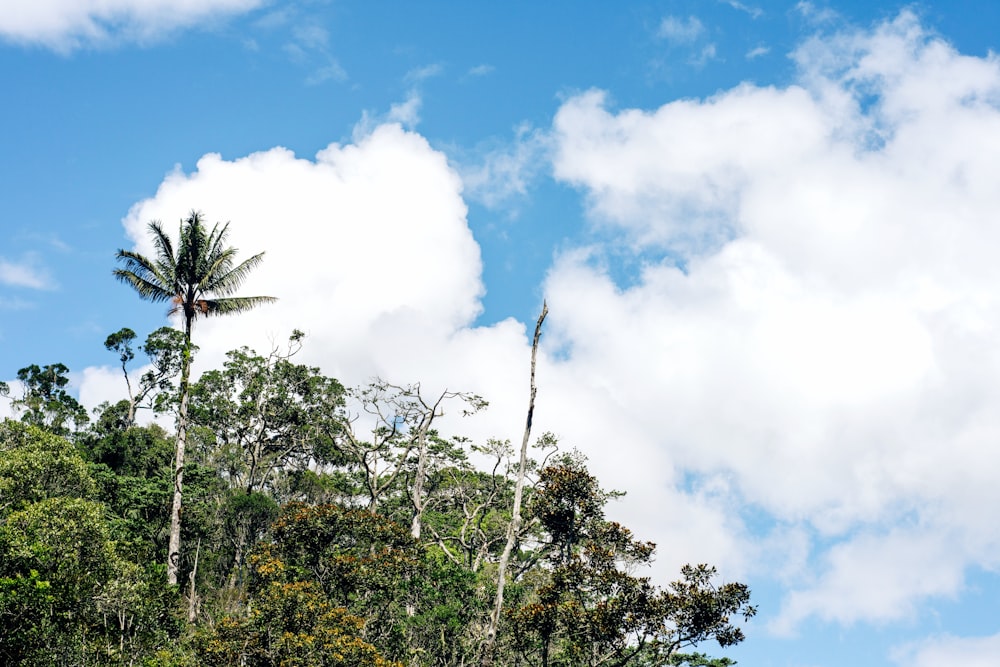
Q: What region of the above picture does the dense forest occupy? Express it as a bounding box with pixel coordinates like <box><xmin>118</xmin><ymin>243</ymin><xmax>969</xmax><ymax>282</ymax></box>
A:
<box><xmin>0</xmin><ymin>214</ymin><xmax>754</xmax><ymax>666</ymax></box>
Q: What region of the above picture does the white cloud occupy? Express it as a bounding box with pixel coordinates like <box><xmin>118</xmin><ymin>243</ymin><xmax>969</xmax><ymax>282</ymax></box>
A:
<box><xmin>0</xmin><ymin>0</ymin><xmax>263</xmax><ymax>51</ymax></box>
<box><xmin>549</xmin><ymin>10</ymin><xmax>1000</xmax><ymax>630</ymax></box>
<box><xmin>386</xmin><ymin>92</ymin><xmax>423</xmax><ymax>129</ymax></box>
<box><xmin>893</xmin><ymin>632</ymin><xmax>1000</xmax><ymax>667</ymax></box>
<box><xmin>90</xmin><ymin>8</ymin><xmax>1000</xmax><ymax>644</ymax></box>
<box><xmin>0</xmin><ymin>381</ymin><xmax>23</xmax><ymax>421</ymax></box>
<box><xmin>690</xmin><ymin>43</ymin><xmax>718</xmax><ymax>67</ymax></box>
<box><xmin>771</xmin><ymin>529</ymin><xmax>965</xmax><ymax>633</ymax></box>
<box><xmin>795</xmin><ymin>1</ymin><xmax>839</xmax><ymax>25</ymax></box>
<box><xmin>658</xmin><ymin>15</ymin><xmax>705</xmax><ymax>45</ymax></box>
<box><xmin>0</xmin><ymin>255</ymin><xmax>53</xmax><ymax>289</ymax></box>
<box><xmin>305</xmin><ymin>61</ymin><xmax>348</xmax><ymax>86</ymax></box>
<box><xmin>467</xmin><ymin>64</ymin><xmax>495</xmax><ymax>78</ymax></box>
<box><xmin>291</xmin><ymin>23</ymin><xmax>328</xmax><ymax>50</ymax></box>
<box><xmin>746</xmin><ymin>44</ymin><xmax>770</xmax><ymax>59</ymax></box>
<box><xmin>279</xmin><ymin>17</ymin><xmax>348</xmax><ymax>85</ymax></box>
<box><xmin>94</xmin><ymin>113</ymin><xmax>745</xmax><ymax>587</ymax></box>
<box><xmin>120</xmin><ymin>123</ymin><xmax>484</xmax><ymax>357</ymax></box>
<box><xmin>722</xmin><ymin>0</ymin><xmax>763</xmax><ymax>19</ymax></box>
<box><xmin>460</xmin><ymin>123</ymin><xmax>550</xmax><ymax>209</ymax></box>
<box><xmin>104</xmin><ymin>121</ymin><xmax>538</xmax><ymax>457</ymax></box>
<box><xmin>406</xmin><ymin>63</ymin><xmax>444</xmax><ymax>83</ymax></box>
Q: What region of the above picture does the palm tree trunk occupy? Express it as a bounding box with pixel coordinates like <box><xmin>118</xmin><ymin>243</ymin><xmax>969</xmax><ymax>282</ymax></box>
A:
<box><xmin>166</xmin><ymin>317</ymin><xmax>193</xmax><ymax>587</ymax></box>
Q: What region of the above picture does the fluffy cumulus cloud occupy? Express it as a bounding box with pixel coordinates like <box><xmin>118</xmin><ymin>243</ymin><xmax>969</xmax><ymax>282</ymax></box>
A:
<box><xmin>100</xmin><ymin>121</ymin><xmax>537</xmax><ymax>455</ymax></box>
<box><xmin>549</xmin><ymin>10</ymin><xmax>1000</xmax><ymax>633</ymax></box>
<box><xmin>91</xmin><ymin>8</ymin><xmax>1000</xmax><ymax>651</ymax></box>
<box><xmin>0</xmin><ymin>0</ymin><xmax>263</xmax><ymax>51</ymax></box>
<box><xmin>94</xmin><ymin>112</ymin><xmax>743</xmax><ymax>585</ymax></box>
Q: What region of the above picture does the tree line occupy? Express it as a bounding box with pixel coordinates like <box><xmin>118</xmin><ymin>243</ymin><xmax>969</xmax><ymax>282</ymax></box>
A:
<box><xmin>0</xmin><ymin>212</ymin><xmax>754</xmax><ymax>666</ymax></box>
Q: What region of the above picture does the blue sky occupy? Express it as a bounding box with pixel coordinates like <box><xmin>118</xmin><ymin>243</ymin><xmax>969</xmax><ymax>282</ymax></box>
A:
<box><xmin>4</xmin><ymin>2</ymin><xmax>1000</xmax><ymax>665</ymax></box>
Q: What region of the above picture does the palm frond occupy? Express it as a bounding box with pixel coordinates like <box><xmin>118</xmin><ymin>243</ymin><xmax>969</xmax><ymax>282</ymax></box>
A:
<box><xmin>203</xmin><ymin>295</ymin><xmax>278</xmax><ymax>316</ymax></box>
<box><xmin>115</xmin><ymin>249</ymin><xmax>174</xmax><ymax>294</ymax></box>
<box><xmin>116</xmin><ymin>210</ymin><xmax>276</xmax><ymax>322</ymax></box>
<box><xmin>202</xmin><ymin>252</ymin><xmax>266</xmax><ymax>296</ymax></box>
<box><xmin>148</xmin><ymin>221</ymin><xmax>176</xmax><ymax>268</ymax></box>
<box><xmin>114</xmin><ymin>249</ymin><xmax>158</xmax><ymax>277</ymax></box>
<box><xmin>178</xmin><ymin>212</ymin><xmax>212</xmax><ymax>286</ymax></box>
<box><xmin>199</xmin><ymin>246</ymin><xmax>240</xmax><ymax>292</ymax></box>
<box><xmin>205</xmin><ymin>221</ymin><xmax>234</xmax><ymax>267</ymax></box>
<box><xmin>112</xmin><ymin>269</ymin><xmax>176</xmax><ymax>303</ymax></box>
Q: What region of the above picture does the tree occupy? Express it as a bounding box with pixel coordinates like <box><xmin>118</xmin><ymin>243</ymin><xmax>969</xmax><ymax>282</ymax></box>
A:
<box><xmin>114</xmin><ymin>210</ymin><xmax>277</xmax><ymax>586</ymax></box>
<box><xmin>0</xmin><ymin>420</ymin><xmax>96</xmax><ymax>513</ymax></box>
<box><xmin>329</xmin><ymin>379</ymin><xmax>486</xmax><ymax>528</ymax></box>
<box><xmin>264</xmin><ymin>502</ymin><xmax>423</xmax><ymax>658</ymax></box>
<box><xmin>198</xmin><ymin>541</ymin><xmax>401</xmax><ymax>667</ymax></box>
<box><xmin>508</xmin><ymin>457</ymin><xmax>756</xmax><ymax>667</ymax></box>
<box><xmin>483</xmin><ymin>302</ymin><xmax>547</xmax><ymax>666</ymax></box>
<box><xmin>11</xmin><ymin>363</ymin><xmax>89</xmax><ymax>436</ymax></box>
<box><xmin>188</xmin><ymin>333</ymin><xmax>344</xmax><ymax>499</ymax></box>
<box><xmin>420</xmin><ymin>439</ymin><xmax>519</xmax><ymax>573</ymax></box>
<box><xmin>104</xmin><ymin>326</ymin><xmax>188</xmax><ymax>426</ymax></box>
<box><xmin>0</xmin><ymin>421</ymin><xmax>178</xmax><ymax>664</ymax></box>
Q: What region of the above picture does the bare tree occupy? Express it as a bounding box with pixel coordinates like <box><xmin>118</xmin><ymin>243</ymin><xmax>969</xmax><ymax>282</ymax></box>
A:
<box><xmin>482</xmin><ymin>301</ymin><xmax>548</xmax><ymax>666</ymax></box>
<box><xmin>329</xmin><ymin>379</ymin><xmax>486</xmax><ymax>537</ymax></box>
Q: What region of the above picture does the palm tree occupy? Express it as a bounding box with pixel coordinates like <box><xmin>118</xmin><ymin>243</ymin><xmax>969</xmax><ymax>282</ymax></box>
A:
<box><xmin>114</xmin><ymin>211</ymin><xmax>276</xmax><ymax>586</ymax></box>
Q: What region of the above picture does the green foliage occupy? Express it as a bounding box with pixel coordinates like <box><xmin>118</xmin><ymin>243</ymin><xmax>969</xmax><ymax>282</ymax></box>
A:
<box><xmin>0</xmin><ymin>420</ymin><xmax>96</xmax><ymax>512</ymax></box>
<box><xmin>254</xmin><ymin>502</ymin><xmax>491</xmax><ymax>666</ymax></box>
<box><xmin>11</xmin><ymin>363</ymin><xmax>89</xmax><ymax>436</ymax></box>
<box><xmin>0</xmin><ymin>323</ymin><xmax>756</xmax><ymax>665</ymax></box>
<box><xmin>198</xmin><ymin>577</ymin><xmax>400</xmax><ymax>667</ymax></box>
<box><xmin>193</xmin><ymin>504</ymin><xmax>419</xmax><ymax>666</ymax></box>
<box><xmin>421</xmin><ymin>463</ymin><xmax>516</xmax><ymax>571</ymax></box>
<box><xmin>105</xmin><ymin>327</ymin><xmax>138</xmax><ymax>366</ymax></box>
<box><xmin>80</xmin><ymin>421</ymin><xmax>174</xmax><ymax>562</ymax></box>
<box><xmin>508</xmin><ymin>458</ymin><xmax>755</xmax><ymax>667</ymax></box>
<box><xmin>0</xmin><ymin>497</ymin><xmax>173</xmax><ymax>664</ymax></box>
<box><xmin>269</xmin><ymin>503</ymin><xmax>421</xmax><ymax>612</ymax></box>
<box><xmin>188</xmin><ymin>341</ymin><xmax>345</xmax><ymax>497</ymax></box>
<box><xmin>403</xmin><ymin>550</ymin><xmax>490</xmax><ymax>666</ymax></box>
<box><xmin>222</xmin><ymin>491</ymin><xmax>280</xmax><ymax>588</ymax></box>
<box><xmin>0</xmin><ymin>496</ymin><xmax>115</xmax><ymax>589</ymax></box>
<box><xmin>104</xmin><ymin>326</ymin><xmax>190</xmax><ymax>423</ymax></box>
<box><xmin>0</xmin><ymin>422</ymin><xmax>181</xmax><ymax>664</ymax></box>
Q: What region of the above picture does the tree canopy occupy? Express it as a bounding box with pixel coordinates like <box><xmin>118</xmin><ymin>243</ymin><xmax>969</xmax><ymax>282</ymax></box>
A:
<box><xmin>0</xmin><ymin>232</ymin><xmax>754</xmax><ymax>665</ymax></box>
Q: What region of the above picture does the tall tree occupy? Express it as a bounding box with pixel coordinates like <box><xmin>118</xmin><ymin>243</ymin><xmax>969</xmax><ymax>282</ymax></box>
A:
<box><xmin>114</xmin><ymin>211</ymin><xmax>276</xmax><ymax>586</ymax></box>
<box><xmin>509</xmin><ymin>457</ymin><xmax>755</xmax><ymax>667</ymax></box>
<box><xmin>483</xmin><ymin>301</ymin><xmax>547</xmax><ymax>666</ymax></box>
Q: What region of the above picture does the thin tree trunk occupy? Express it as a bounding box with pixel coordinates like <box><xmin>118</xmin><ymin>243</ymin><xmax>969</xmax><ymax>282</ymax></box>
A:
<box><xmin>411</xmin><ymin>396</ymin><xmax>444</xmax><ymax>540</ymax></box>
<box><xmin>120</xmin><ymin>352</ymin><xmax>136</xmax><ymax>427</ymax></box>
<box><xmin>227</xmin><ymin>534</ymin><xmax>245</xmax><ymax>590</ymax></box>
<box><xmin>167</xmin><ymin>318</ymin><xmax>192</xmax><ymax>587</ymax></box>
<box><xmin>482</xmin><ymin>302</ymin><xmax>547</xmax><ymax>666</ymax></box>
<box><xmin>410</xmin><ymin>432</ymin><xmax>430</xmax><ymax>540</ymax></box>
<box><xmin>187</xmin><ymin>538</ymin><xmax>201</xmax><ymax>623</ymax></box>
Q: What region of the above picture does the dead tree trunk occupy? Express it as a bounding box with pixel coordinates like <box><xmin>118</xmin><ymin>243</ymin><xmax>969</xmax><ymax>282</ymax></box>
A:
<box><xmin>481</xmin><ymin>302</ymin><xmax>547</xmax><ymax>666</ymax></box>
